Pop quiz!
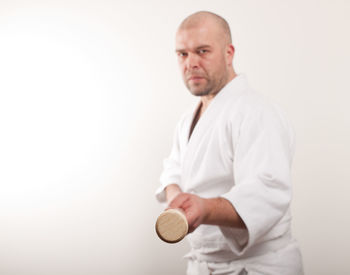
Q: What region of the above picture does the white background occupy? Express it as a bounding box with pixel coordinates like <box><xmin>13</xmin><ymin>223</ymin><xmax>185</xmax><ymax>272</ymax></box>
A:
<box><xmin>0</xmin><ymin>1</ymin><xmax>349</xmax><ymax>274</ymax></box>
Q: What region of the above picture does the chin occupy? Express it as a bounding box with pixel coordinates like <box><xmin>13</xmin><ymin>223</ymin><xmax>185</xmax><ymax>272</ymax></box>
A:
<box><xmin>186</xmin><ymin>81</ymin><xmax>212</xmax><ymax>96</ymax></box>
<box><xmin>189</xmin><ymin>88</ymin><xmax>210</xmax><ymax>97</ymax></box>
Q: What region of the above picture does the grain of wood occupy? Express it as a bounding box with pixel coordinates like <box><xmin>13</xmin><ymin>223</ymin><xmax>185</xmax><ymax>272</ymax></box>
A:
<box><xmin>155</xmin><ymin>208</ymin><xmax>188</xmax><ymax>243</ymax></box>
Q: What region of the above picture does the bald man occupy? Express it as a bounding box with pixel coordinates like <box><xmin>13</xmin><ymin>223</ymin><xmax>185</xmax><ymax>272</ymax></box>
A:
<box><xmin>156</xmin><ymin>11</ymin><xmax>303</xmax><ymax>275</ymax></box>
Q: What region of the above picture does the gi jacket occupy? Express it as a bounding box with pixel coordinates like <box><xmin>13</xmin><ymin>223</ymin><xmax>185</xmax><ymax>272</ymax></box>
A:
<box><xmin>156</xmin><ymin>74</ymin><xmax>299</xmax><ymax>263</ymax></box>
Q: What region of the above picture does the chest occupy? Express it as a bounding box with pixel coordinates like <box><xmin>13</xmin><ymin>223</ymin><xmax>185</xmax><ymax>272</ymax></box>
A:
<box><xmin>177</xmin><ymin>113</ymin><xmax>236</xmax><ymax>195</ymax></box>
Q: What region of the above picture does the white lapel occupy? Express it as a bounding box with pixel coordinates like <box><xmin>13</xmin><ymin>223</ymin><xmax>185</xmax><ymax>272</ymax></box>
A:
<box><xmin>181</xmin><ymin>74</ymin><xmax>250</xmax><ymax>187</ymax></box>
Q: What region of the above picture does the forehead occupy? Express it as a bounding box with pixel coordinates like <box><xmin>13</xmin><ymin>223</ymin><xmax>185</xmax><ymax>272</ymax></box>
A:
<box><xmin>175</xmin><ymin>25</ymin><xmax>219</xmax><ymax>50</ymax></box>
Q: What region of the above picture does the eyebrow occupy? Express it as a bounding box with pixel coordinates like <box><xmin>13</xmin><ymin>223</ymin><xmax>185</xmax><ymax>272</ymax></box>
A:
<box><xmin>175</xmin><ymin>44</ymin><xmax>212</xmax><ymax>53</ymax></box>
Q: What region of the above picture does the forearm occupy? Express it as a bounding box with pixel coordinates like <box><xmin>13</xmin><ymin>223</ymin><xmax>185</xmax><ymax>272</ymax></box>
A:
<box><xmin>169</xmin><ymin>192</ymin><xmax>247</xmax><ymax>232</ymax></box>
<box><xmin>203</xmin><ymin>197</ymin><xmax>246</xmax><ymax>229</ymax></box>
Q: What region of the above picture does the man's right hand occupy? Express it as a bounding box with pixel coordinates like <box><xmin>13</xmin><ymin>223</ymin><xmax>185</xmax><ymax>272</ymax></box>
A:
<box><xmin>168</xmin><ymin>192</ymin><xmax>209</xmax><ymax>233</ymax></box>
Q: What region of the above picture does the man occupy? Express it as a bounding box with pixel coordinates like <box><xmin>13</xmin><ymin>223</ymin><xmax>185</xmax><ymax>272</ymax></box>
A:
<box><xmin>155</xmin><ymin>11</ymin><xmax>303</xmax><ymax>275</ymax></box>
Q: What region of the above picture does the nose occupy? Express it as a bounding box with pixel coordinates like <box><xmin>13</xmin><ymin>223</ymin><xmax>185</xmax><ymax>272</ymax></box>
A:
<box><xmin>184</xmin><ymin>53</ymin><xmax>200</xmax><ymax>70</ymax></box>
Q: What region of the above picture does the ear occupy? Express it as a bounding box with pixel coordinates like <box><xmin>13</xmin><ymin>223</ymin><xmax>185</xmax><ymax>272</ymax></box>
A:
<box><xmin>226</xmin><ymin>44</ymin><xmax>235</xmax><ymax>66</ymax></box>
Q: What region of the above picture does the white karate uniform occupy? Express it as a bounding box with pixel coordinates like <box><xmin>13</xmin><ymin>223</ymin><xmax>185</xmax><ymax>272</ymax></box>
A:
<box><xmin>155</xmin><ymin>74</ymin><xmax>303</xmax><ymax>274</ymax></box>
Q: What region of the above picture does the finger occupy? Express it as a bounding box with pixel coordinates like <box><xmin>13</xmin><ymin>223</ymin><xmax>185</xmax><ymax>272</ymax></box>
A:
<box><xmin>188</xmin><ymin>218</ymin><xmax>200</xmax><ymax>233</ymax></box>
<box><xmin>181</xmin><ymin>199</ymin><xmax>194</xmax><ymax>212</ymax></box>
<box><xmin>185</xmin><ymin>208</ymin><xmax>199</xmax><ymax>228</ymax></box>
<box><xmin>168</xmin><ymin>193</ymin><xmax>189</xmax><ymax>209</ymax></box>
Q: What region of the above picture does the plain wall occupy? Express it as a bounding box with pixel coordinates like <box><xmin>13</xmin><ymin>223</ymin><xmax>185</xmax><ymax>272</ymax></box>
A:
<box><xmin>0</xmin><ymin>0</ymin><xmax>349</xmax><ymax>274</ymax></box>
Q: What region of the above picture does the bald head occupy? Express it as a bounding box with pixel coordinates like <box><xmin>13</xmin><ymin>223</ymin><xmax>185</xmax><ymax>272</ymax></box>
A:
<box><xmin>178</xmin><ymin>11</ymin><xmax>232</xmax><ymax>45</ymax></box>
<box><xmin>175</xmin><ymin>11</ymin><xmax>236</xmax><ymax>97</ymax></box>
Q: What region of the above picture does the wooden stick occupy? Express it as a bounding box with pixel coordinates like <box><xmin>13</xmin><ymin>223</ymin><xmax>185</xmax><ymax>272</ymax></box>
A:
<box><xmin>155</xmin><ymin>209</ymin><xmax>188</xmax><ymax>243</ymax></box>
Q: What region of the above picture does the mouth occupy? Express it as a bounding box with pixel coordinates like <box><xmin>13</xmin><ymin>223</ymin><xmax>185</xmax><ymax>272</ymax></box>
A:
<box><xmin>188</xmin><ymin>76</ymin><xmax>205</xmax><ymax>81</ymax></box>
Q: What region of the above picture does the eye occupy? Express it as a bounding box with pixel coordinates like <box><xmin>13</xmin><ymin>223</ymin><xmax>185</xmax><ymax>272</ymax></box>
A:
<box><xmin>178</xmin><ymin>52</ymin><xmax>188</xmax><ymax>57</ymax></box>
<box><xmin>198</xmin><ymin>49</ymin><xmax>208</xmax><ymax>54</ymax></box>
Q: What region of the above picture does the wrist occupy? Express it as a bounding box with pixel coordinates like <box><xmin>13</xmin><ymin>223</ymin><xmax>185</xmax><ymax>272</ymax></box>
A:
<box><xmin>202</xmin><ymin>198</ymin><xmax>213</xmax><ymax>224</ymax></box>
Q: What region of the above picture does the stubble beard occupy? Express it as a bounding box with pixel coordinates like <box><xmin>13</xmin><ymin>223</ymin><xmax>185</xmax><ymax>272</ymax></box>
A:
<box><xmin>186</xmin><ymin>74</ymin><xmax>227</xmax><ymax>97</ymax></box>
<box><xmin>186</xmin><ymin>80</ymin><xmax>213</xmax><ymax>96</ymax></box>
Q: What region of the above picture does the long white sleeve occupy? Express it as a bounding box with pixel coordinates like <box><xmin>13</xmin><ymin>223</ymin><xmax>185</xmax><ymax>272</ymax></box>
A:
<box><xmin>155</xmin><ymin>121</ymin><xmax>183</xmax><ymax>203</ymax></box>
<box><xmin>220</xmin><ymin>99</ymin><xmax>295</xmax><ymax>255</ymax></box>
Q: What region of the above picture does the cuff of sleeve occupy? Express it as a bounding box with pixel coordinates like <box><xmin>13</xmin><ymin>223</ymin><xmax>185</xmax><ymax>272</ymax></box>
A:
<box><xmin>155</xmin><ymin>185</ymin><xmax>167</xmax><ymax>203</ymax></box>
<box><xmin>220</xmin><ymin>188</ymin><xmax>254</xmax><ymax>256</ymax></box>
<box><xmin>219</xmin><ymin>226</ymin><xmax>249</xmax><ymax>255</ymax></box>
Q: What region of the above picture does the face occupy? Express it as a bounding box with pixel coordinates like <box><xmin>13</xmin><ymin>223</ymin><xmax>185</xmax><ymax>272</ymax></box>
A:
<box><xmin>175</xmin><ymin>22</ymin><xmax>232</xmax><ymax>97</ymax></box>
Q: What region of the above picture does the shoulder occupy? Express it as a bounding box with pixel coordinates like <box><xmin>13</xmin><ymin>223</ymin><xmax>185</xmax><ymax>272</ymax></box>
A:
<box><xmin>232</xmin><ymin>89</ymin><xmax>287</xmax><ymax>121</ymax></box>
<box><xmin>227</xmin><ymin>89</ymin><xmax>294</xmax><ymax>137</ymax></box>
<box><xmin>235</xmin><ymin>89</ymin><xmax>274</xmax><ymax>114</ymax></box>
